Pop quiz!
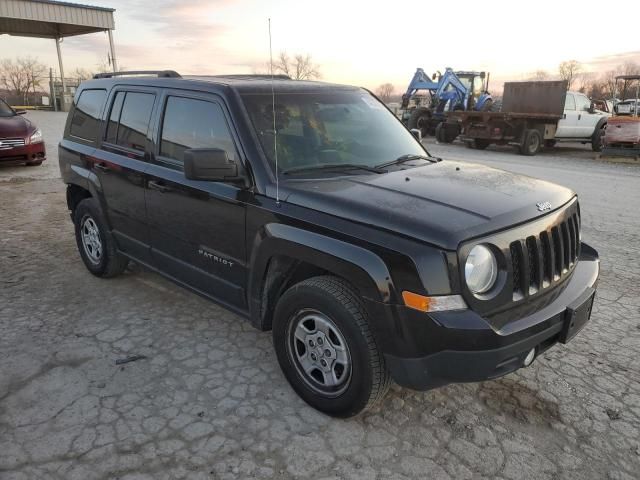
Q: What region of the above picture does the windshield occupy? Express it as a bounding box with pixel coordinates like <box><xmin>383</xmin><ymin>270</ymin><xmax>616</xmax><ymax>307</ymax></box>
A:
<box><xmin>0</xmin><ymin>98</ymin><xmax>16</xmax><ymax>117</ymax></box>
<box><xmin>241</xmin><ymin>90</ymin><xmax>426</xmax><ymax>174</ymax></box>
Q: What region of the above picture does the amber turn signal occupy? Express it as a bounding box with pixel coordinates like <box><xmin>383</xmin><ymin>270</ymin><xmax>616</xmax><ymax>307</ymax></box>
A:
<box><xmin>401</xmin><ymin>291</ymin><xmax>468</xmax><ymax>312</ymax></box>
<box><xmin>402</xmin><ymin>291</ymin><xmax>431</xmax><ymax>312</ymax></box>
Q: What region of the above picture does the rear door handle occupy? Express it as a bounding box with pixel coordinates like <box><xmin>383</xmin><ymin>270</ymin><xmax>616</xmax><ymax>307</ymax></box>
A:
<box><xmin>94</xmin><ymin>163</ymin><xmax>109</xmax><ymax>173</ymax></box>
<box><xmin>148</xmin><ymin>179</ymin><xmax>173</xmax><ymax>193</ymax></box>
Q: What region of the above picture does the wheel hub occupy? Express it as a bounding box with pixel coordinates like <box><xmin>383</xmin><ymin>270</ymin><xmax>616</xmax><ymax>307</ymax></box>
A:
<box><xmin>287</xmin><ymin>309</ymin><xmax>352</xmax><ymax>397</ymax></box>
<box><xmin>81</xmin><ymin>216</ymin><xmax>103</xmax><ymax>264</ymax></box>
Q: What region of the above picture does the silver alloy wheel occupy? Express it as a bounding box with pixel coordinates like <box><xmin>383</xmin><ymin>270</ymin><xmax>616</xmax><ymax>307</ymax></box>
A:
<box><xmin>287</xmin><ymin>309</ymin><xmax>352</xmax><ymax>397</ymax></box>
<box><xmin>81</xmin><ymin>216</ymin><xmax>103</xmax><ymax>264</ymax></box>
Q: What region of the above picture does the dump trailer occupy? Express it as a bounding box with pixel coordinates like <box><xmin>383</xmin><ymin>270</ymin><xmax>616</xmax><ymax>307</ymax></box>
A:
<box><xmin>443</xmin><ymin>81</ymin><xmax>568</xmax><ymax>155</ymax></box>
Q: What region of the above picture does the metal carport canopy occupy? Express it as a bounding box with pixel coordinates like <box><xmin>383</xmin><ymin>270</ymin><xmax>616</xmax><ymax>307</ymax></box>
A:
<box><xmin>0</xmin><ymin>0</ymin><xmax>117</xmax><ymax>109</ymax></box>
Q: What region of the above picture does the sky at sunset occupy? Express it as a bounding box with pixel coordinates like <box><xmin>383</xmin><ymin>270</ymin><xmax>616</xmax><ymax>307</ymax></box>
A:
<box><xmin>2</xmin><ymin>0</ymin><xmax>639</xmax><ymax>92</ymax></box>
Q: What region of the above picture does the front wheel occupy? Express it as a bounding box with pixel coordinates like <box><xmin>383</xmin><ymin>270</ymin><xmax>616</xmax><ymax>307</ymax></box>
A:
<box><xmin>592</xmin><ymin>128</ymin><xmax>605</xmax><ymax>152</ymax></box>
<box><xmin>273</xmin><ymin>276</ymin><xmax>390</xmax><ymax>417</ymax></box>
<box><xmin>407</xmin><ymin>107</ymin><xmax>431</xmax><ymax>138</ymax></box>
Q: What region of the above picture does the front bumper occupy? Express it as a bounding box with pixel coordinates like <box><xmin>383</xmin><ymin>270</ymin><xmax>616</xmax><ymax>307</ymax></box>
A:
<box><xmin>0</xmin><ymin>141</ymin><xmax>46</xmax><ymax>163</ymax></box>
<box><xmin>366</xmin><ymin>243</ymin><xmax>599</xmax><ymax>391</ymax></box>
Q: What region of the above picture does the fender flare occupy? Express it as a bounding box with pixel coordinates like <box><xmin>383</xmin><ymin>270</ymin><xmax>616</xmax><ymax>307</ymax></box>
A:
<box><xmin>594</xmin><ymin>116</ymin><xmax>607</xmax><ymax>134</ymax></box>
<box><xmin>247</xmin><ymin>223</ymin><xmax>396</xmax><ymax>330</ymax></box>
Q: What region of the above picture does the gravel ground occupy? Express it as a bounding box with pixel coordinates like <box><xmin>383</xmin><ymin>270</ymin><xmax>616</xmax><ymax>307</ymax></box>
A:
<box><xmin>1</xmin><ymin>111</ymin><xmax>639</xmax><ymax>480</ymax></box>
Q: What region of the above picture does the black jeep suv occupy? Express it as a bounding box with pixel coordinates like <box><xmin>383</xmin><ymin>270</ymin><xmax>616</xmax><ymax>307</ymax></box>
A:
<box><xmin>60</xmin><ymin>71</ymin><xmax>599</xmax><ymax>417</ymax></box>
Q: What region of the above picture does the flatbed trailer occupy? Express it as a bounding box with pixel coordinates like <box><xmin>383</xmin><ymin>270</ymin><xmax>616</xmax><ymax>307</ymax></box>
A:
<box><xmin>442</xmin><ymin>81</ymin><xmax>568</xmax><ymax>156</ymax></box>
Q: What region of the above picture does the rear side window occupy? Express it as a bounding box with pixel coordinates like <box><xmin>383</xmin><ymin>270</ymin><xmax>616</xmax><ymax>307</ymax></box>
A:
<box><xmin>69</xmin><ymin>89</ymin><xmax>107</xmax><ymax>142</ymax></box>
<box><xmin>105</xmin><ymin>91</ymin><xmax>155</xmax><ymax>152</ymax></box>
<box><xmin>159</xmin><ymin>96</ymin><xmax>238</xmax><ymax>164</ymax></box>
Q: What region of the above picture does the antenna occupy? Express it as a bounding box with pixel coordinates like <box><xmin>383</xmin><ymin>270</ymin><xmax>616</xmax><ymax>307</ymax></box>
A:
<box><xmin>269</xmin><ymin>18</ymin><xmax>280</xmax><ymax>205</ymax></box>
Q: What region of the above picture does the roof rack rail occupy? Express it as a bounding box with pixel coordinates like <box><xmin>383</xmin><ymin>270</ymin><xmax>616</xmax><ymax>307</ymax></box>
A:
<box><xmin>93</xmin><ymin>70</ymin><xmax>181</xmax><ymax>79</ymax></box>
<box><xmin>205</xmin><ymin>74</ymin><xmax>291</xmax><ymax>80</ymax></box>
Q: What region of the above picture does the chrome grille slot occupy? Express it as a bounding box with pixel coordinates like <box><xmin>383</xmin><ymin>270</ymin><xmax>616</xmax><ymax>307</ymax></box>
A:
<box><xmin>0</xmin><ymin>138</ymin><xmax>26</xmax><ymax>149</ymax></box>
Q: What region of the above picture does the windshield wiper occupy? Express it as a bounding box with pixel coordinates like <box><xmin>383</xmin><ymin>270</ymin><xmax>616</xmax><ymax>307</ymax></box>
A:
<box><xmin>282</xmin><ymin>163</ymin><xmax>385</xmax><ymax>175</ymax></box>
<box><xmin>375</xmin><ymin>154</ymin><xmax>440</xmax><ymax>169</ymax></box>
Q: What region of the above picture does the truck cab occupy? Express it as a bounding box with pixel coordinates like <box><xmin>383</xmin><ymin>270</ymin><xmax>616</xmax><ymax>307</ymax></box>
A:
<box><xmin>555</xmin><ymin>91</ymin><xmax>609</xmax><ymax>147</ymax></box>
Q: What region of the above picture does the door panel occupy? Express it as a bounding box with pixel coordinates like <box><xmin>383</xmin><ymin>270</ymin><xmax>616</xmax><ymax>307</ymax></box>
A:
<box><xmin>92</xmin><ymin>88</ymin><xmax>157</xmax><ymax>263</ymax></box>
<box><xmin>574</xmin><ymin>94</ymin><xmax>598</xmax><ymax>138</ymax></box>
<box><xmin>89</xmin><ymin>149</ymin><xmax>150</xmax><ymax>261</ymax></box>
<box><xmin>556</xmin><ymin>93</ymin><xmax>577</xmax><ymax>137</ymax></box>
<box><xmin>145</xmin><ymin>165</ymin><xmax>247</xmax><ymax>307</ymax></box>
<box><xmin>145</xmin><ymin>91</ymin><xmax>248</xmax><ymax>310</ymax></box>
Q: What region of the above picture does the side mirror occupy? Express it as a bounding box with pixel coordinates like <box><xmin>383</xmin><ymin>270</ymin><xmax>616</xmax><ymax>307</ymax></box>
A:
<box><xmin>588</xmin><ymin>103</ymin><xmax>596</xmax><ymax>114</ymax></box>
<box><xmin>183</xmin><ymin>148</ymin><xmax>243</xmax><ymax>182</ymax></box>
<box><xmin>432</xmin><ymin>73</ymin><xmax>437</xmax><ymax>80</ymax></box>
<box><xmin>410</xmin><ymin>128</ymin><xmax>422</xmax><ymax>141</ymax></box>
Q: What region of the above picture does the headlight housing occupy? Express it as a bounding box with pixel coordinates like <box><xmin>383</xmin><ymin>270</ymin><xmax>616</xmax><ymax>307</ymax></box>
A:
<box><xmin>29</xmin><ymin>129</ymin><xmax>43</xmax><ymax>144</ymax></box>
<box><xmin>465</xmin><ymin>245</ymin><xmax>498</xmax><ymax>294</ymax></box>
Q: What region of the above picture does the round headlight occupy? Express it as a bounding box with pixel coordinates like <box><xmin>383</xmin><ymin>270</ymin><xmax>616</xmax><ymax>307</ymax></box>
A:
<box><xmin>465</xmin><ymin>245</ymin><xmax>498</xmax><ymax>294</ymax></box>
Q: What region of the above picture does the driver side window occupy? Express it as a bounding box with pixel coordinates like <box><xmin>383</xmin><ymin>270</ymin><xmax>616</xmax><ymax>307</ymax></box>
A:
<box><xmin>159</xmin><ymin>96</ymin><xmax>238</xmax><ymax>165</ymax></box>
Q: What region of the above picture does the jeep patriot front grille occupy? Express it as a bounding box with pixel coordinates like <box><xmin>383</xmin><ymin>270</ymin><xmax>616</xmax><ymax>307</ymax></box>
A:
<box><xmin>510</xmin><ymin>212</ymin><xmax>580</xmax><ymax>301</ymax></box>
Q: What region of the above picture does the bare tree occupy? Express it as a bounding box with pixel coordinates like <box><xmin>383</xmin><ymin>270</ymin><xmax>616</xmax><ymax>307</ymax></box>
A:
<box><xmin>601</xmin><ymin>70</ymin><xmax>618</xmax><ymax>99</ymax></box>
<box><xmin>376</xmin><ymin>83</ymin><xmax>395</xmax><ymax>103</ymax></box>
<box><xmin>0</xmin><ymin>57</ymin><xmax>46</xmax><ymax>105</ymax></box>
<box><xmin>529</xmin><ymin>70</ymin><xmax>550</xmax><ymax>81</ymax></box>
<box><xmin>620</xmin><ymin>61</ymin><xmax>640</xmax><ymax>99</ymax></box>
<box><xmin>274</xmin><ymin>52</ymin><xmax>321</xmax><ymax>80</ymax></box>
<box><xmin>73</xmin><ymin>67</ymin><xmax>94</xmax><ymax>82</ymax></box>
<box><xmin>558</xmin><ymin>60</ymin><xmax>582</xmax><ymax>90</ymax></box>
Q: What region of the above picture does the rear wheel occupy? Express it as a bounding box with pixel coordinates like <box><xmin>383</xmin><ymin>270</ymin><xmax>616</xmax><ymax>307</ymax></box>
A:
<box><xmin>407</xmin><ymin>107</ymin><xmax>431</xmax><ymax>138</ymax></box>
<box><xmin>519</xmin><ymin>129</ymin><xmax>541</xmax><ymax>156</ymax></box>
<box><xmin>273</xmin><ymin>276</ymin><xmax>390</xmax><ymax>417</ymax></box>
<box><xmin>435</xmin><ymin>122</ymin><xmax>458</xmax><ymax>143</ymax></box>
<box><xmin>73</xmin><ymin>198</ymin><xmax>128</xmax><ymax>277</ymax></box>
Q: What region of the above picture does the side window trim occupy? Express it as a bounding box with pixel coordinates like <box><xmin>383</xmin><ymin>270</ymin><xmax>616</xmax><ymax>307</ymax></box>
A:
<box><xmin>154</xmin><ymin>91</ymin><xmax>241</xmax><ymax>171</ymax></box>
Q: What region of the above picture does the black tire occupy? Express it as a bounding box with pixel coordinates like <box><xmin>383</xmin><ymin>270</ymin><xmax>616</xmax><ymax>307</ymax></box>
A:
<box><xmin>407</xmin><ymin>107</ymin><xmax>431</xmax><ymax>138</ymax></box>
<box><xmin>591</xmin><ymin>127</ymin><xmax>605</xmax><ymax>152</ymax></box>
<box><xmin>73</xmin><ymin>198</ymin><xmax>128</xmax><ymax>278</ymax></box>
<box><xmin>273</xmin><ymin>276</ymin><xmax>390</xmax><ymax>417</ymax></box>
<box><xmin>435</xmin><ymin>122</ymin><xmax>446</xmax><ymax>143</ymax></box>
<box><xmin>436</xmin><ymin>122</ymin><xmax>458</xmax><ymax>144</ymax></box>
<box><xmin>472</xmin><ymin>139</ymin><xmax>491</xmax><ymax>150</ymax></box>
<box><xmin>519</xmin><ymin>129</ymin><xmax>541</xmax><ymax>156</ymax></box>
<box><xmin>25</xmin><ymin>161</ymin><xmax>43</xmax><ymax>166</ymax></box>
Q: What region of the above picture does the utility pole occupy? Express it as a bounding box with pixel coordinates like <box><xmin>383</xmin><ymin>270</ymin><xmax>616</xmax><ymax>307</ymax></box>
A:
<box><xmin>50</xmin><ymin>68</ymin><xmax>57</xmax><ymax>112</ymax></box>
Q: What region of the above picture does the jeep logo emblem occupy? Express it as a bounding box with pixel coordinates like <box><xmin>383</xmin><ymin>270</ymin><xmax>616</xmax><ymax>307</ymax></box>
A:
<box><xmin>536</xmin><ymin>201</ymin><xmax>552</xmax><ymax>212</ymax></box>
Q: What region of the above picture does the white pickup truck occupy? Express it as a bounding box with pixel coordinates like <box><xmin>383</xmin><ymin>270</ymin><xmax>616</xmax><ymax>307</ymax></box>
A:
<box><xmin>552</xmin><ymin>91</ymin><xmax>610</xmax><ymax>151</ymax></box>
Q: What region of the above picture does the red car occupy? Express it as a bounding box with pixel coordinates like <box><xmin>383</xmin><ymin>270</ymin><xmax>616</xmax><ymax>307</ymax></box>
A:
<box><xmin>0</xmin><ymin>98</ymin><xmax>46</xmax><ymax>166</ymax></box>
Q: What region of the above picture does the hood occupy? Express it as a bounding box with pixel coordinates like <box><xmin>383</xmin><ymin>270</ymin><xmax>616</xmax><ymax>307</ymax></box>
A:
<box><xmin>0</xmin><ymin>115</ymin><xmax>33</xmax><ymax>138</ymax></box>
<box><xmin>280</xmin><ymin>161</ymin><xmax>575</xmax><ymax>250</ymax></box>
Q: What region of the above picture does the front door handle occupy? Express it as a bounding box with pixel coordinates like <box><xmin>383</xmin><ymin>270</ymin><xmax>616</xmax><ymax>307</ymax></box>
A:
<box><xmin>148</xmin><ymin>180</ymin><xmax>173</xmax><ymax>193</ymax></box>
<box><xmin>94</xmin><ymin>163</ymin><xmax>109</xmax><ymax>173</ymax></box>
